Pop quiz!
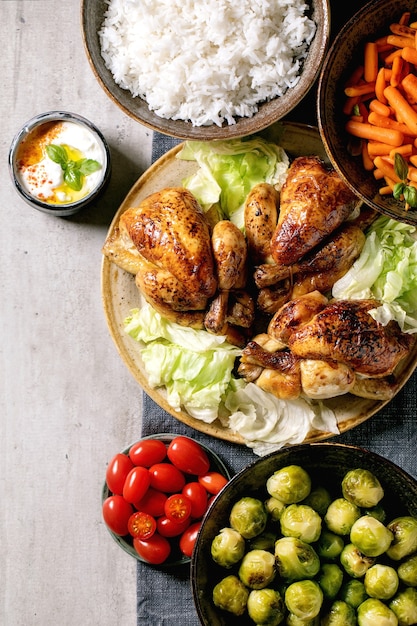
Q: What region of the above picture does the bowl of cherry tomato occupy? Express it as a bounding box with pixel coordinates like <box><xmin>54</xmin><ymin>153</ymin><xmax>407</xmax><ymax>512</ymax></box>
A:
<box><xmin>102</xmin><ymin>433</ymin><xmax>231</xmax><ymax>567</ymax></box>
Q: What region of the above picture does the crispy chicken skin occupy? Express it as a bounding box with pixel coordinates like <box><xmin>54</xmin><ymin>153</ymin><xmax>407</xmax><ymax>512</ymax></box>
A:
<box><xmin>285</xmin><ymin>298</ymin><xmax>413</xmax><ymax>377</ymax></box>
<box><xmin>271</xmin><ymin>156</ymin><xmax>358</xmax><ymax>266</ymax></box>
<box><xmin>244</xmin><ymin>182</ymin><xmax>279</xmax><ymax>264</ymax></box>
<box><xmin>123</xmin><ymin>188</ymin><xmax>217</xmax><ymax>299</ymax></box>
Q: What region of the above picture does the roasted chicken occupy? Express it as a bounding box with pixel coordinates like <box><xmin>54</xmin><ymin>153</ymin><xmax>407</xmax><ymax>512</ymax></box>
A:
<box><xmin>239</xmin><ymin>291</ymin><xmax>414</xmax><ymax>400</ymax></box>
<box><xmin>103</xmin><ymin>187</ymin><xmax>217</xmax><ymax>327</ymax></box>
<box><xmin>204</xmin><ymin>220</ymin><xmax>254</xmax><ymax>345</ymax></box>
<box><xmin>270</xmin><ymin>156</ymin><xmax>359</xmax><ymax>266</ymax></box>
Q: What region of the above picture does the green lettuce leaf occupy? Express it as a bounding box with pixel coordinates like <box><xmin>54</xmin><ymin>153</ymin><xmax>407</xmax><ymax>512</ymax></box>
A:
<box><xmin>177</xmin><ymin>136</ymin><xmax>289</xmax><ymax>230</ymax></box>
<box><xmin>332</xmin><ymin>216</ymin><xmax>417</xmax><ymax>333</ymax></box>
<box><xmin>124</xmin><ymin>304</ymin><xmax>241</xmax><ymax>423</ymax></box>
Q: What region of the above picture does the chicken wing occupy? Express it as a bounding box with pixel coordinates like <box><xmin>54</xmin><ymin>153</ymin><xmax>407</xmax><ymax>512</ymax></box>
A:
<box><xmin>270</xmin><ymin>156</ymin><xmax>359</xmax><ymax>266</ymax></box>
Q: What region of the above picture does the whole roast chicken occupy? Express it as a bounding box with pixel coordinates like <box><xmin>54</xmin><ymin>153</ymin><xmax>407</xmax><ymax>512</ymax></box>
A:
<box><xmin>239</xmin><ymin>291</ymin><xmax>414</xmax><ymax>400</ymax></box>
<box><xmin>103</xmin><ymin>187</ymin><xmax>217</xmax><ymax>328</ymax></box>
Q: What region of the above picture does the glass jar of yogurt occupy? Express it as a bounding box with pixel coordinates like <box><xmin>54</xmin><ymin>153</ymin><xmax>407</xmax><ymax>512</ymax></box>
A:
<box><xmin>9</xmin><ymin>111</ymin><xmax>111</xmax><ymax>216</ymax></box>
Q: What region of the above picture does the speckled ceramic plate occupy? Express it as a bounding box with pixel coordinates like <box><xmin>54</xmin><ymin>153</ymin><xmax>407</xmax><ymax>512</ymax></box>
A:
<box><xmin>101</xmin><ymin>122</ymin><xmax>417</xmax><ymax>445</ymax></box>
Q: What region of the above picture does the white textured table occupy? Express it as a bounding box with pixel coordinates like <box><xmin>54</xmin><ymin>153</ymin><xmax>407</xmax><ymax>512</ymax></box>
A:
<box><xmin>1</xmin><ymin>3</ymin><xmax>152</xmax><ymax>624</ymax></box>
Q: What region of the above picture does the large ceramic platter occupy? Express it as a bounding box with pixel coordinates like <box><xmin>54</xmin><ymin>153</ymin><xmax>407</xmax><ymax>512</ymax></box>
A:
<box><xmin>101</xmin><ymin>122</ymin><xmax>417</xmax><ymax>445</ymax></box>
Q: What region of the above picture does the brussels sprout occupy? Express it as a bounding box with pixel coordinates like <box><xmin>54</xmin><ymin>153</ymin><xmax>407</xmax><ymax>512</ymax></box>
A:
<box><xmin>324</xmin><ymin>498</ymin><xmax>361</xmax><ymax>536</ymax></box>
<box><xmin>318</xmin><ymin>563</ymin><xmax>344</xmax><ymax>600</ymax></box>
<box><xmin>316</xmin><ymin>529</ymin><xmax>345</xmax><ymax>560</ymax></box>
<box><xmin>357</xmin><ymin>597</ymin><xmax>399</xmax><ymax>626</ymax></box>
<box><xmin>364</xmin><ymin>564</ymin><xmax>399</xmax><ymax>600</ymax></box>
<box><xmin>238</xmin><ymin>549</ymin><xmax>276</xmax><ymax>590</ymax></box>
<box><xmin>339</xmin><ymin>579</ymin><xmax>368</xmax><ymax>608</ymax></box>
<box><xmin>342</xmin><ymin>468</ymin><xmax>384</xmax><ymax>508</ymax></box>
<box><xmin>265</xmin><ymin>497</ymin><xmax>287</xmax><ymax>522</ymax></box>
<box><xmin>398</xmin><ymin>553</ymin><xmax>417</xmax><ymax>587</ymax></box>
<box><xmin>212</xmin><ymin>574</ymin><xmax>249</xmax><ymax>615</ymax></box>
<box><xmin>302</xmin><ymin>486</ymin><xmax>332</xmax><ymax>516</ymax></box>
<box><xmin>266</xmin><ymin>465</ymin><xmax>311</xmax><ymax>504</ymax></box>
<box><xmin>364</xmin><ymin>504</ymin><xmax>387</xmax><ymax>524</ymax></box>
<box><xmin>284</xmin><ymin>580</ymin><xmax>323</xmax><ymax>620</ymax></box>
<box><xmin>386</xmin><ymin>516</ymin><xmax>417</xmax><ymax>561</ymax></box>
<box><xmin>211</xmin><ymin>527</ymin><xmax>246</xmax><ymax>568</ymax></box>
<box><xmin>250</xmin><ymin>531</ymin><xmax>278</xmax><ymax>552</ymax></box>
<box><xmin>321</xmin><ymin>600</ymin><xmax>356</xmax><ymax>626</ymax></box>
<box><xmin>389</xmin><ymin>587</ymin><xmax>417</xmax><ymax>626</ymax></box>
<box><xmin>230</xmin><ymin>497</ymin><xmax>268</xmax><ymax>539</ymax></box>
<box><xmin>340</xmin><ymin>543</ymin><xmax>375</xmax><ymax>578</ymax></box>
<box><xmin>280</xmin><ymin>504</ymin><xmax>322</xmax><ymax>544</ymax></box>
<box><xmin>247</xmin><ymin>589</ymin><xmax>285</xmax><ymax>626</ymax></box>
<box><xmin>274</xmin><ymin>536</ymin><xmax>320</xmax><ymax>581</ymax></box>
<box><xmin>350</xmin><ymin>515</ymin><xmax>394</xmax><ymax>557</ymax></box>
<box><xmin>285</xmin><ymin>614</ymin><xmax>319</xmax><ymax>626</ymax></box>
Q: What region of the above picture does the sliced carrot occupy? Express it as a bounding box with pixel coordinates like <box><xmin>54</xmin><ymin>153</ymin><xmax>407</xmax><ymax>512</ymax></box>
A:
<box><xmin>401</xmin><ymin>46</ymin><xmax>417</xmax><ymax>65</ymax></box>
<box><xmin>364</xmin><ymin>42</ymin><xmax>379</xmax><ymax>82</ymax></box>
<box><xmin>369</xmin><ymin>99</ymin><xmax>392</xmax><ymax>116</ymax></box>
<box><xmin>375</xmin><ymin>67</ymin><xmax>388</xmax><ymax>103</ymax></box>
<box><xmin>384</xmin><ymin>84</ymin><xmax>417</xmax><ymax>134</ymax></box>
<box><xmin>391</xmin><ymin>55</ymin><xmax>404</xmax><ymax>86</ymax></box>
<box><xmin>344</xmin><ymin>82</ymin><xmax>376</xmax><ymax>98</ymax></box>
<box><xmin>401</xmin><ymin>72</ymin><xmax>417</xmax><ymax>103</ymax></box>
<box><xmin>367</xmin><ymin>141</ymin><xmax>394</xmax><ymax>157</ymax></box>
<box><xmin>373</xmin><ymin>156</ymin><xmax>401</xmax><ymax>182</ymax></box>
<box><xmin>346</xmin><ymin>119</ymin><xmax>404</xmax><ymax>146</ymax></box>
<box><xmin>368</xmin><ymin>110</ymin><xmax>412</xmax><ymax>135</ymax></box>
<box><xmin>387</xmin><ymin>34</ymin><xmax>416</xmax><ymax>48</ymax></box>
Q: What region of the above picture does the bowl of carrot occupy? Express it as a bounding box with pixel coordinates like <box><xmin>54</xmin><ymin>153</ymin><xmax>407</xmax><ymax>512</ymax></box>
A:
<box><xmin>317</xmin><ymin>0</ymin><xmax>417</xmax><ymax>225</ymax></box>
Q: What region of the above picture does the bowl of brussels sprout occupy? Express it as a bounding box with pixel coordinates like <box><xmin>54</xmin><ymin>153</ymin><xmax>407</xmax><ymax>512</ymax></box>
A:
<box><xmin>191</xmin><ymin>443</ymin><xmax>417</xmax><ymax>626</ymax></box>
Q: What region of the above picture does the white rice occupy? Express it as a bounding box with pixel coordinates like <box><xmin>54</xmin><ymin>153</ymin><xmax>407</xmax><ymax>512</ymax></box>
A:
<box><xmin>99</xmin><ymin>0</ymin><xmax>316</xmax><ymax>127</ymax></box>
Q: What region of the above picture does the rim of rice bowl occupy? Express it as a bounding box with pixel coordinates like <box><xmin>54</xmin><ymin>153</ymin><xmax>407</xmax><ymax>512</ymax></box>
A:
<box><xmin>99</xmin><ymin>0</ymin><xmax>318</xmax><ymax>128</ymax></box>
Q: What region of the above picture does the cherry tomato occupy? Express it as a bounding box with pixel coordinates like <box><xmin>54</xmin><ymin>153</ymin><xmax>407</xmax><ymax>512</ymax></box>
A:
<box><xmin>128</xmin><ymin>511</ymin><xmax>157</xmax><ymax>540</ymax></box>
<box><xmin>167</xmin><ymin>436</ymin><xmax>210</xmax><ymax>476</ymax></box>
<box><xmin>157</xmin><ymin>515</ymin><xmax>190</xmax><ymax>538</ymax></box>
<box><xmin>149</xmin><ymin>463</ymin><xmax>186</xmax><ymax>493</ymax></box>
<box><xmin>123</xmin><ymin>466</ymin><xmax>151</xmax><ymax>503</ymax></box>
<box><xmin>102</xmin><ymin>495</ymin><xmax>133</xmax><ymax>536</ymax></box>
<box><xmin>182</xmin><ymin>482</ymin><xmax>208</xmax><ymax>518</ymax></box>
<box><xmin>164</xmin><ymin>494</ymin><xmax>192</xmax><ymax>523</ymax></box>
<box><xmin>198</xmin><ymin>471</ymin><xmax>228</xmax><ymax>495</ymax></box>
<box><xmin>134</xmin><ymin>487</ymin><xmax>167</xmax><ymax>517</ymax></box>
<box><xmin>179</xmin><ymin>521</ymin><xmax>202</xmax><ymax>557</ymax></box>
<box><xmin>129</xmin><ymin>439</ymin><xmax>167</xmax><ymax>467</ymax></box>
<box><xmin>105</xmin><ymin>453</ymin><xmax>134</xmax><ymax>495</ymax></box>
<box><xmin>133</xmin><ymin>533</ymin><xmax>171</xmax><ymax>565</ymax></box>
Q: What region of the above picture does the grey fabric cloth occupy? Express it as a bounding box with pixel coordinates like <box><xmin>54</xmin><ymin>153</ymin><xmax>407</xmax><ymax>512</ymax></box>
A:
<box><xmin>136</xmin><ymin>129</ymin><xmax>417</xmax><ymax>625</ymax></box>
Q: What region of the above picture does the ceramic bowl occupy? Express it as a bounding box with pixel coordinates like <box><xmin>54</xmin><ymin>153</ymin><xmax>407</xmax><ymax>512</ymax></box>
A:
<box><xmin>81</xmin><ymin>0</ymin><xmax>330</xmax><ymax>140</ymax></box>
<box><xmin>9</xmin><ymin>111</ymin><xmax>111</xmax><ymax>217</ymax></box>
<box><xmin>191</xmin><ymin>442</ymin><xmax>417</xmax><ymax>625</ymax></box>
<box><xmin>102</xmin><ymin>433</ymin><xmax>231</xmax><ymax>567</ymax></box>
<box><xmin>317</xmin><ymin>0</ymin><xmax>417</xmax><ymax>225</ymax></box>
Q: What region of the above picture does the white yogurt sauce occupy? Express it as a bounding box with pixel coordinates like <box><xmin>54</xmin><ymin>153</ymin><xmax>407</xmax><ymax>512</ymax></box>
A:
<box><xmin>16</xmin><ymin>120</ymin><xmax>106</xmax><ymax>205</ymax></box>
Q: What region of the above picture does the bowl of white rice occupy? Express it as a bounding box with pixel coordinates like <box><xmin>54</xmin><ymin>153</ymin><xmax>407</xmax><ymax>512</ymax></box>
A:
<box><xmin>81</xmin><ymin>0</ymin><xmax>330</xmax><ymax>140</ymax></box>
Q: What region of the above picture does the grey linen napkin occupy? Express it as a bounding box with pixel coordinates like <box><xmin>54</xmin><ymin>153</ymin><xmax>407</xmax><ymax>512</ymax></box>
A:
<box><xmin>136</xmin><ymin>132</ymin><xmax>417</xmax><ymax>625</ymax></box>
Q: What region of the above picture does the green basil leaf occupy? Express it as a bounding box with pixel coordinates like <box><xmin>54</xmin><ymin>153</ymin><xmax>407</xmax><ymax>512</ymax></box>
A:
<box><xmin>394</xmin><ymin>152</ymin><xmax>409</xmax><ymax>181</ymax></box>
<box><xmin>352</xmin><ymin>104</ymin><xmax>360</xmax><ymax>117</ymax></box>
<box><xmin>404</xmin><ymin>185</ymin><xmax>417</xmax><ymax>207</ymax></box>
<box><xmin>393</xmin><ymin>182</ymin><xmax>405</xmax><ymax>200</ymax></box>
<box><xmin>78</xmin><ymin>158</ymin><xmax>101</xmax><ymax>176</ymax></box>
<box><xmin>45</xmin><ymin>144</ymin><xmax>68</xmax><ymax>166</ymax></box>
<box><xmin>64</xmin><ymin>167</ymin><xmax>83</xmax><ymax>191</ymax></box>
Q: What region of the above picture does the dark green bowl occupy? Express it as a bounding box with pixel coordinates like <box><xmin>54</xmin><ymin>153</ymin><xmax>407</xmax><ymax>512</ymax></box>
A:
<box><xmin>191</xmin><ymin>442</ymin><xmax>417</xmax><ymax>625</ymax></box>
